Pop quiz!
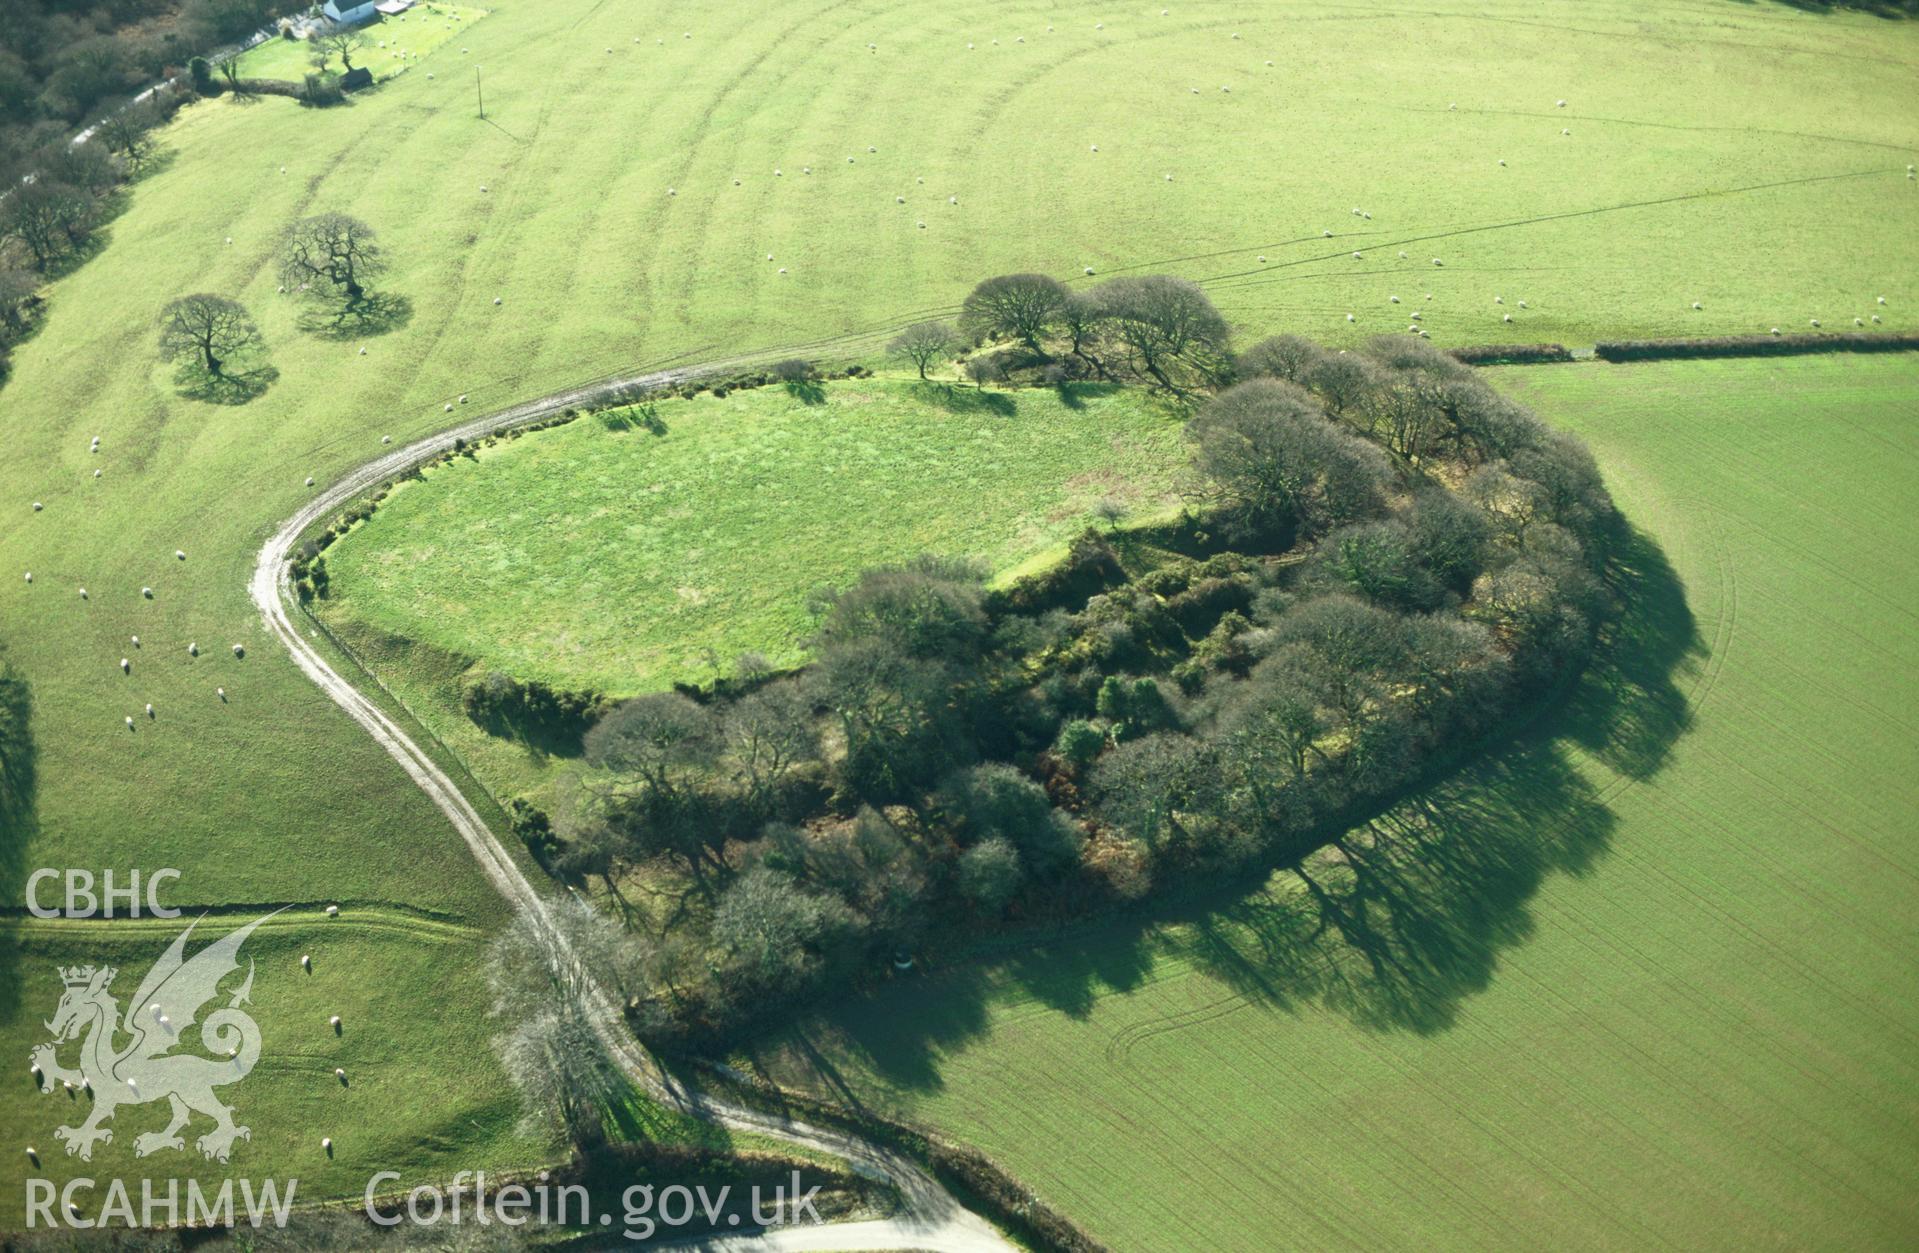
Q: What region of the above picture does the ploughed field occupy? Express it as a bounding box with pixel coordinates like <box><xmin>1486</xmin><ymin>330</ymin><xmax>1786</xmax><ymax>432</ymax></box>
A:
<box><xmin>741</xmin><ymin>354</ymin><xmax>1919</xmax><ymax>1251</ymax></box>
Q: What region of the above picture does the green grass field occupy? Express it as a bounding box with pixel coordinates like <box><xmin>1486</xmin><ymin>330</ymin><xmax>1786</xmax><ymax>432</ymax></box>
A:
<box><xmin>2</xmin><ymin>0</ymin><xmax>1917</xmax><ymax>1233</ymax></box>
<box><xmin>317</xmin><ymin>379</ymin><xmax>1185</xmax><ymax>693</ymax></box>
<box><xmin>744</xmin><ymin>353</ymin><xmax>1919</xmax><ymax>1249</ymax></box>
<box><xmin>231</xmin><ymin>4</ymin><xmax>486</xmax><ymax>84</ymax></box>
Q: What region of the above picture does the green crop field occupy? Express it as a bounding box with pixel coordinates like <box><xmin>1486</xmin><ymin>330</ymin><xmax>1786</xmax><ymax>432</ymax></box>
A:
<box><xmin>744</xmin><ymin>353</ymin><xmax>1919</xmax><ymax>1250</ymax></box>
<box><xmin>2</xmin><ymin>0</ymin><xmax>1917</xmax><ymax>1235</ymax></box>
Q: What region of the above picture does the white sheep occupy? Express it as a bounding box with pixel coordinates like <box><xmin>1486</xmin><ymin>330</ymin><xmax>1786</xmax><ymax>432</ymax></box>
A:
<box><xmin>778</xmin><ymin>267</ymin><xmax>787</xmax><ymax>274</ymax></box>
<box><xmin>326</xmin><ymin>904</ymin><xmax>340</xmax><ymax>917</ymax></box>
<box><xmin>493</xmin><ymin>297</ymin><xmax>502</xmax><ymax>305</ymax></box>
<box><xmin>335</xmin><ymin>1068</ymin><xmax>346</xmax><ymax>1081</ymax></box>
<box><xmin>1561</xmin><ymin>128</ymin><xmax>1570</xmax><ymax>136</ymax></box>
<box><xmin>217</xmin><ymin>687</ymin><xmax>226</xmax><ymax>700</ymax></box>
<box><xmin>1084</xmin><ymin>266</ymin><xmax>1095</xmax><ymax>275</ymax></box>
<box><xmin>145</xmin><ymin>703</ymin><xmax>154</xmax><ymax>717</ymax></box>
<box><xmin>1390</xmin><ymin>295</ymin><xmax>1401</xmax><ymax>303</ymax></box>
<box><xmin>142</xmin><ymin>587</ymin><xmax>153</xmax><ymax>598</ymax></box>
<box><xmin>32</xmin><ymin>502</ymin><xmax>42</xmax><ymax>512</ymax></box>
<box><xmin>1494</xmin><ymin>296</ymin><xmax>1504</xmax><ymax>304</ymax></box>
<box><xmin>301</xmin><ymin>955</ymin><xmax>311</xmax><ymax>970</ymax></box>
<box><xmin>382</xmin><ymin>436</ymin><xmax>391</xmax><ymax>444</ymax></box>
<box><xmin>1398</xmin><ymin>250</ymin><xmax>1407</xmax><ymax>258</ymax></box>
<box><xmin>232</xmin><ymin>644</ymin><xmax>244</xmax><ymax>656</ymax></box>
<box><xmin>176</xmin><ymin>550</ymin><xmax>186</xmax><ymax>561</ymax></box>
<box><xmin>1498</xmin><ymin>159</ymin><xmax>1506</xmax><ymax>167</ymax></box>
<box><xmin>330</xmin><ymin>1014</ymin><xmax>342</xmax><ymax>1028</ymax></box>
<box><xmin>868</xmin><ymin>146</ymin><xmax>877</xmax><ymax>153</ymax></box>
<box><xmin>131</xmin><ymin>635</ymin><xmax>139</xmax><ymax>647</ymax></box>
<box><xmin>1257</xmin><ymin>255</ymin><xmax>1266</xmax><ymax>262</ymax></box>
<box><xmin>322</xmin><ymin>1138</ymin><xmax>333</xmax><ymax>1153</ymax></box>
<box><xmin>667</xmin><ymin>187</ymin><xmax>676</xmax><ymax>195</ymax></box>
<box><xmin>1810</xmin><ymin>318</ymin><xmax>1820</xmax><ymax>327</ymax></box>
<box><xmin>1872</xmin><ymin>314</ymin><xmax>1882</xmax><ymax>323</ymax></box>
<box><xmin>1877</xmin><ymin>296</ymin><xmax>1887</xmax><ymax>305</ymax></box>
<box><xmin>918</xmin><ymin>221</ymin><xmax>927</xmax><ymax>229</ymax></box>
<box><xmin>189</xmin><ymin>643</ymin><xmax>198</xmax><ymax>656</ymax></box>
<box><xmin>1323</xmin><ymin>230</ymin><xmax>1333</xmax><ymax>237</ymax></box>
<box><xmin>1770</xmin><ymin>327</ymin><xmax>1781</xmax><ymax>335</ymax></box>
<box><xmin>1557</xmin><ymin>99</ymin><xmax>1567</xmax><ymax>107</ymax></box>
<box><xmin>121</xmin><ymin>658</ymin><xmax>130</xmax><ymax>673</ymax></box>
<box><xmin>1692</xmin><ymin>301</ymin><xmax>1702</xmax><ymax>310</ymax></box>
<box><xmin>1503</xmin><ymin>313</ymin><xmax>1512</xmax><ymax>322</ymax></box>
<box><xmin>93</xmin><ymin>469</ymin><xmax>101</xmax><ymax>479</ymax></box>
<box><xmin>1352</xmin><ymin>251</ymin><xmax>1363</xmax><ymax>260</ymax></box>
<box><xmin>359</xmin><ymin>347</ymin><xmax>367</xmax><ymax>355</ymax></box>
<box><xmin>1855</xmin><ymin>317</ymin><xmax>1865</xmax><ymax>326</ymax></box>
<box><xmin>1432</xmin><ymin>258</ymin><xmax>1443</xmax><ymax>266</ymax></box>
<box><xmin>79</xmin><ymin>588</ymin><xmax>88</xmax><ymax>599</ymax></box>
<box><xmin>896</xmin><ymin>195</ymin><xmax>905</xmax><ymax>203</ymax></box>
<box><xmin>949</xmin><ymin>195</ymin><xmax>958</xmax><ymax>203</ymax></box>
<box><xmin>1346</xmin><ymin>313</ymin><xmax>1356</xmax><ymax>322</ymax></box>
<box><xmin>1518</xmin><ymin>300</ymin><xmax>1528</xmax><ymax>309</ymax></box>
<box><xmin>126</xmin><ymin>716</ymin><xmax>134</xmax><ymax>729</ymax></box>
<box><xmin>1090</xmin><ymin>144</ymin><xmax>1098</xmax><ymax>151</ymax></box>
<box><xmin>459</xmin><ymin>394</ymin><xmax>468</xmax><ymax>404</ymax></box>
<box><xmin>1448</xmin><ymin>102</ymin><xmax>1457</xmax><ymax>110</ymax></box>
<box><xmin>306</xmin><ymin>477</ymin><xmax>315</xmax><ymax>486</ymax></box>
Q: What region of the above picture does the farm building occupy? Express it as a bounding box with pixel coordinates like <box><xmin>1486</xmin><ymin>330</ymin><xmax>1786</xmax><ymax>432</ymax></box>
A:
<box><xmin>322</xmin><ymin>0</ymin><xmax>378</xmax><ymax>24</ymax></box>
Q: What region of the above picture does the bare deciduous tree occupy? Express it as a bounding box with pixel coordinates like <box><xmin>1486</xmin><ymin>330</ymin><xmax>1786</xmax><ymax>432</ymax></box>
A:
<box><xmin>157</xmin><ymin>293</ymin><xmax>262</xmax><ymax>377</ymax></box>
<box><xmin>888</xmin><ymin>319</ymin><xmax>956</xmax><ymax>380</ymax></box>
<box><xmin>279</xmin><ymin>212</ymin><xmax>384</xmax><ymax>305</ymax></box>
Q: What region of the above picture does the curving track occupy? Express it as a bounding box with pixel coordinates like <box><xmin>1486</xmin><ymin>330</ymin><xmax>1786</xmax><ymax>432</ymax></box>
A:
<box><xmin>248</xmin><ymin>362</ymin><xmax>1009</xmax><ymax>1253</ymax></box>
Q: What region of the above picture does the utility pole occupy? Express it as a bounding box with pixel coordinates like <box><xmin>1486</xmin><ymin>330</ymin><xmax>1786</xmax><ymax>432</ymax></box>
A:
<box><xmin>475</xmin><ymin>65</ymin><xmax>484</xmax><ymax>118</ymax></box>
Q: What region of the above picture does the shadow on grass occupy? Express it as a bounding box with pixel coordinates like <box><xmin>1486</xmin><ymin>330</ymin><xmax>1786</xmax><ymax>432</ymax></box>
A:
<box><xmin>749</xmin><ymin>520</ymin><xmax>1703</xmax><ymax>1093</ymax></box>
<box><xmin>174</xmin><ymin>361</ymin><xmax>278</xmax><ymax>405</ymax></box>
<box><xmin>0</xmin><ymin>657</ymin><xmax>37</xmax><ymax>1014</ymax></box>
<box><xmin>921</xmin><ymin>381</ymin><xmax>1015</xmax><ymax>418</ymax></box>
<box><xmin>297</xmin><ymin>292</ymin><xmax>414</xmax><ymax>341</ymax></box>
<box><xmin>783</xmin><ymin>379</ymin><xmax>826</xmax><ymax>406</ymax></box>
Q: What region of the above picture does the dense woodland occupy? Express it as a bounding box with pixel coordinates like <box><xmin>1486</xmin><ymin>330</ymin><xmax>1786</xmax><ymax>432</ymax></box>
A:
<box><xmin>483</xmin><ymin>276</ymin><xmax>1618</xmax><ymax>1048</ymax></box>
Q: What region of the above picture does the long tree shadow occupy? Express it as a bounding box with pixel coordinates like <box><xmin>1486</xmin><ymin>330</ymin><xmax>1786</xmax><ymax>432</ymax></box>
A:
<box><xmin>0</xmin><ymin>656</ymin><xmax>37</xmax><ymax>1014</ymax></box>
<box><xmin>758</xmin><ymin>519</ymin><xmax>1702</xmax><ymax>1090</ymax></box>
<box><xmin>922</xmin><ymin>381</ymin><xmax>1016</xmax><ymax>418</ymax></box>
<box><xmin>298</xmin><ymin>292</ymin><xmax>413</xmax><ymax>341</ymax></box>
<box><xmin>173</xmin><ymin>362</ymin><xmax>278</xmax><ymax>405</ymax></box>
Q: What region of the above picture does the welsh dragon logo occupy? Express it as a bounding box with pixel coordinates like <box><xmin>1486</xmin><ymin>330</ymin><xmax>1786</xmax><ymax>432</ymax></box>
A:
<box><xmin>30</xmin><ymin>912</ymin><xmax>277</xmax><ymax>1162</ymax></box>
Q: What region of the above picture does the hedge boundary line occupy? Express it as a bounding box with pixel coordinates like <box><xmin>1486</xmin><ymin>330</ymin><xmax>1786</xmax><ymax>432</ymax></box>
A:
<box><xmin>1593</xmin><ymin>330</ymin><xmax>1919</xmax><ymax>362</ymax></box>
<box><xmin>1447</xmin><ymin>343</ymin><xmax>1574</xmax><ymax>365</ymax></box>
<box><xmin>689</xmin><ymin>1060</ymin><xmax>1109</xmax><ymax>1253</ymax></box>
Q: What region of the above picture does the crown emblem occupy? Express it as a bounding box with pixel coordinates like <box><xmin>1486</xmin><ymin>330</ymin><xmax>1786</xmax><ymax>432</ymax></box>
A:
<box><xmin>59</xmin><ymin>965</ymin><xmax>110</xmax><ymax>988</ymax></box>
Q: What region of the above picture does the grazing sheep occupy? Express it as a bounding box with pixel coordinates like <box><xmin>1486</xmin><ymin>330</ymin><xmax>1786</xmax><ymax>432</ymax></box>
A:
<box><xmin>93</xmin><ymin>469</ymin><xmax>101</xmax><ymax>479</ymax></box>
<box><xmin>326</xmin><ymin>904</ymin><xmax>339</xmax><ymax>917</ymax></box>
<box><xmin>189</xmin><ymin>643</ymin><xmax>198</xmax><ymax>656</ymax></box>
<box><xmin>1257</xmin><ymin>255</ymin><xmax>1266</xmax><ymax>262</ymax></box>
<box><xmin>1432</xmin><ymin>258</ymin><xmax>1443</xmax><ymax>266</ymax></box>
<box><xmin>1494</xmin><ymin>296</ymin><xmax>1503</xmax><ymax>304</ymax></box>
<box><xmin>176</xmin><ymin>550</ymin><xmax>186</xmax><ymax>561</ymax></box>
<box><xmin>126</xmin><ymin>716</ymin><xmax>134</xmax><ymax>729</ymax></box>
<box><xmin>142</xmin><ymin>587</ymin><xmax>153</xmax><ymax>598</ymax></box>
<box><xmin>1503</xmin><ymin>313</ymin><xmax>1513</xmax><ymax>322</ymax></box>
<box><xmin>301</xmin><ymin>955</ymin><xmax>311</xmax><ymax>971</ymax></box>
<box><xmin>1363</xmin><ymin>212</ymin><xmax>1371</xmax><ymax>220</ymax></box>
<box><xmin>445</xmin><ymin>403</ymin><xmax>453</xmax><ymax>412</ymax></box>
<box><xmin>232</xmin><ymin>644</ymin><xmax>244</xmax><ymax>657</ymax></box>
<box><xmin>1323</xmin><ymin>229</ymin><xmax>1333</xmax><ymax>237</ymax></box>
<box><xmin>778</xmin><ymin>267</ymin><xmax>788</xmax><ymax>274</ymax></box>
<box><xmin>1498</xmin><ymin>159</ymin><xmax>1506</xmax><ymax>166</ymax></box>
<box><xmin>359</xmin><ymin>347</ymin><xmax>367</xmax><ymax>355</ymax></box>
<box><xmin>145</xmin><ymin>704</ymin><xmax>154</xmax><ymax>718</ymax></box>
<box><xmin>1448</xmin><ymin>102</ymin><xmax>1457</xmax><ymax>110</ymax></box>
<box><xmin>32</xmin><ymin>502</ymin><xmax>41</xmax><ymax>512</ymax></box>
<box><xmin>1872</xmin><ymin>314</ymin><xmax>1882</xmax><ymax>323</ymax></box>
<box><xmin>1352</xmin><ymin>251</ymin><xmax>1362</xmax><ymax>259</ymax></box>
<box><xmin>1878</xmin><ymin>296</ymin><xmax>1887</xmax><ymax>305</ymax></box>
<box><xmin>1084</xmin><ymin>266</ymin><xmax>1095</xmax><ymax>275</ymax></box>
<box><xmin>131</xmin><ymin>635</ymin><xmax>139</xmax><ymax>647</ymax></box>
<box><xmin>335</xmin><ymin>1068</ymin><xmax>347</xmax><ymax>1083</ymax></box>
<box><xmin>1410</xmin><ymin>310</ymin><xmax>1422</xmax><ymax>320</ymax></box>
<box><xmin>79</xmin><ymin>588</ymin><xmax>87</xmax><ymax>599</ymax></box>
<box><xmin>1692</xmin><ymin>301</ymin><xmax>1702</xmax><ymax>310</ymax></box>
<box><xmin>217</xmin><ymin>687</ymin><xmax>226</xmax><ymax>700</ymax></box>
<box><xmin>1518</xmin><ymin>300</ymin><xmax>1528</xmax><ymax>308</ymax></box>
<box><xmin>1855</xmin><ymin>317</ymin><xmax>1865</xmax><ymax>326</ymax></box>
<box><xmin>1389</xmin><ymin>295</ymin><xmax>1401</xmax><ymax>303</ymax></box>
<box><xmin>322</xmin><ymin>1138</ymin><xmax>333</xmax><ymax>1153</ymax></box>
<box><xmin>918</xmin><ymin>221</ymin><xmax>927</xmax><ymax>229</ymax></box>
<box><xmin>897</xmin><ymin>195</ymin><xmax>906</xmax><ymax>203</ymax></box>
<box><xmin>1399</xmin><ymin>250</ymin><xmax>1407</xmax><ymax>258</ymax></box>
<box><xmin>1425</xmin><ymin>293</ymin><xmax>1433</xmax><ymax>300</ymax></box>
<box><xmin>493</xmin><ymin>297</ymin><xmax>502</xmax><ymax>305</ymax></box>
<box><xmin>1346</xmin><ymin>313</ymin><xmax>1356</xmax><ymax>322</ymax></box>
<box><xmin>382</xmin><ymin>436</ymin><xmax>391</xmax><ymax>444</ymax></box>
<box><xmin>1561</xmin><ymin>128</ymin><xmax>1570</xmax><ymax>136</ymax></box>
<box><xmin>1770</xmin><ymin>327</ymin><xmax>1781</xmax><ymax>335</ymax></box>
<box><xmin>1557</xmin><ymin>99</ymin><xmax>1567</xmax><ymax>107</ymax></box>
<box><xmin>330</xmin><ymin>1015</ymin><xmax>342</xmax><ymax>1029</ymax></box>
<box><xmin>1810</xmin><ymin>318</ymin><xmax>1820</xmax><ymax>327</ymax></box>
<box><xmin>1090</xmin><ymin>144</ymin><xmax>1098</xmax><ymax>151</ymax></box>
<box><xmin>121</xmin><ymin>659</ymin><xmax>130</xmax><ymax>673</ymax></box>
<box><xmin>1191</xmin><ymin>87</ymin><xmax>1200</xmax><ymax>94</ymax></box>
<box><xmin>667</xmin><ymin>187</ymin><xmax>676</xmax><ymax>195</ymax></box>
<box><xmin>306</xmin><ymin>477</ymin><xmax>316</xmax><ymax>486</ymax></box>
<box><xmin>868</xmin><ymin>146</ymin><xmax>877</xmax><ymax>153</ymax></box>
<box><xmin>949</xmin><ymin>195</ymin><xmax>958</xmax><ymax>203</ymax></box>
<box><xmin>459</xmin><ymin>394</ymin><xmax>468</xmax><ymax>404</ymax></box>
